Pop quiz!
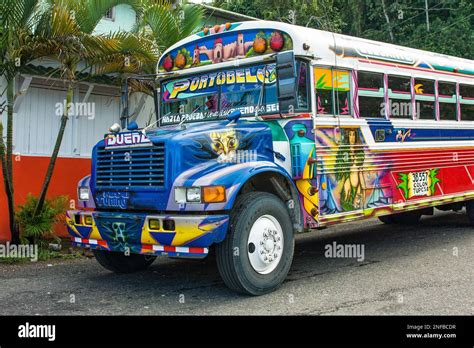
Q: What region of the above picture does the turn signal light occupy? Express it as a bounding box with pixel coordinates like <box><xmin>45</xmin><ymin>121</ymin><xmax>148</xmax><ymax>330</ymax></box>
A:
<box><xmin>202</xmin><ymin>186</ymin><xmax>226</xmax><ymax>203</ymax></box>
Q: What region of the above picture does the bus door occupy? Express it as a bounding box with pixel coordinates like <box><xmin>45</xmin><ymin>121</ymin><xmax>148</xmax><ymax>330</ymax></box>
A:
<box><xmin>313</xmin><ymin>67</ymin><xmax>365</xmax><ymax>218</ymax></box>
<box><xmin>287</xmin><ymin>120</ymin><xmax>319</xmax><ymax>229</ymax></box>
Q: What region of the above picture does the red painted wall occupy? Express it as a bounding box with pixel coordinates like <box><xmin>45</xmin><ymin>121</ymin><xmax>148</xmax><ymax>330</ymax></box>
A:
<box><xmin>0</xmin><ymin>156</ymin><xmax>91</xmax><ymax>242</ymax></box>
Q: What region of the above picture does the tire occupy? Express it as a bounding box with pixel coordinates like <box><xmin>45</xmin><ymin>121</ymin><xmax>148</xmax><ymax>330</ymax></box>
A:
<box><xmin>216</xmin><ymin>192</ymin><xmax>295</xmax><ymax>295</ymax></box>
<box><xmin>466</xmin><ymin>200</ymin><xmax>474</xmax><ymax>226</ymax></box>
<box><xmin>378</xmin><ymin>215</ymin><xmax>395</xmax><ymax>224</ymax></box>
<box><xmin>378</xmin><ymin>210</ymin><xmax>422</xmax><ymax>225</ymax></box>
<box><xmin>93</xmin><ymin>249</ymin><xmax>156</xmax><ymax>273</ymax></box>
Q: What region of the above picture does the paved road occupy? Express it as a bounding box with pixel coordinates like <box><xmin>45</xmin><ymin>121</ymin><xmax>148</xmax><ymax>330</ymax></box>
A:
<box><xmin>1</xmin><ymin>211</ymin><xmax>472</xmax><ymax>315</ymax></box>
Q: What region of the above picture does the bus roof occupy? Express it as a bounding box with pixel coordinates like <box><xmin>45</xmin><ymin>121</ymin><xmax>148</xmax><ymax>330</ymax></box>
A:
<box><xmin>158</xmin><ymin>20</ymin><xmax>474</xmax><ymax>79</ymax></box>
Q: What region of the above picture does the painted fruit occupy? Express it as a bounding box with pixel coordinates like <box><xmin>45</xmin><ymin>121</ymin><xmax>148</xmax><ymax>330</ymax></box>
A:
<box><xmin>253</xmin><ymin>37</ymin><xmax>267</xmax><ymax>54</ymax></box>
<box><xmin>162</xmin><ymin>55</ymin><xmax>173</xmax><ymax>71</ymax></box>
<box><xmin>203</xmin><ymin>27</ymin><xmax>209</xmax><ymax>35</ymax></box>
<box><xmin>270</xmin><ymin>31</ymin><xmax>284</xmax><ymax>51</ymax></box>
<box><xmin>213</xmin><ymin>24</ymin><xmax>220</xmax><ymax>33</ymax></box>
<box><xmin>174</xmin><ymin>53</ymin><xmax>186</xmax><ymax>69</ymax></box>
<box><xmin>225</xmin><ymin>22</ymin><xmax>231</xmax><ymax>30</ymax></box>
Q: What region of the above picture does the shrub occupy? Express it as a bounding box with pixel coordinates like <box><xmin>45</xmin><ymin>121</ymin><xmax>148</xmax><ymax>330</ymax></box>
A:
<box><xmin>16</xmin><ymin>194</ymin><xmax>68</xmax><ymax>246</ymax></box>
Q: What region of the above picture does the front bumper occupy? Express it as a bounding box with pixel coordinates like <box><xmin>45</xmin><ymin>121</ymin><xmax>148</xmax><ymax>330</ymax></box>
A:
<box><xmin>66</xmin><ymin>210</ymin><xmax>229</xmax><ymax>258</ymax></box>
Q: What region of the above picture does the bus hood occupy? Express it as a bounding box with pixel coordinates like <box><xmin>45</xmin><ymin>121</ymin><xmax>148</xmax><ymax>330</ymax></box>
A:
<box><xmin>90</xmin><ymin>119</ymin><xmax>276</xmax><ymax>212</ymax></box>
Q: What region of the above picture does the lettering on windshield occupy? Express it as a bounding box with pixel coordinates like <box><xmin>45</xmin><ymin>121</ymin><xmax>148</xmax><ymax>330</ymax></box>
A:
<box><xmin>161</xmin><ymin>64</ymin><xmax>278</xmax><ymax>125</ymax></box>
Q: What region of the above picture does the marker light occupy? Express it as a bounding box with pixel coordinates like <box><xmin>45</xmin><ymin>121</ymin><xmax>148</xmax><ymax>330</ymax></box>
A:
<box><xmin>202</xmin><ymin>186</ymin><xmax>226</xmax><ymax>203</ymax></box>
<box><xmin>109</xmin><ymin>123</ymin><xmax>121</xmax><ymax>133</ymax></box>
<box><xmin>78</xmin><ymin>187</ymin><xmax>90</xmax><ymax>201</ymax></box>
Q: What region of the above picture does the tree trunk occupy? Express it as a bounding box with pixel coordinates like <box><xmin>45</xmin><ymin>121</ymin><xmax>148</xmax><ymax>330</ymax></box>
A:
<box><xmin>33</xmin><ymin>83</ymin><xmax>73</xmax><ymax>217</ymax></box>
<box><xmin>0</xmin><ymin>120</ymin><xmax>18</xmax><ymax>243</ymax></box>
<box><xmin>6</xmin><ymin>77</ymin><xmax>13</xmax><ymax>193</ymax></box>
<box><xmin>0</xmin><ymin>77</ymin><xmax>19</xmax><ymax>244</ymax></box>
<box><xmin>380</xmin><ymin>0</ymin><xmax>395</xmax><ymax>42</ymax></box>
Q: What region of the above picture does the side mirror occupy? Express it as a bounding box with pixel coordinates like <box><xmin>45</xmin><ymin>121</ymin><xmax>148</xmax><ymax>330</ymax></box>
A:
<box><xmin>226</xmin><ymin>109</ymin><xmax>242</xmax><ymax>123</ymax></box>
<box><xmin>127</xmin><ymin>120</ymin><xmax>139</xmax><ymax>130</ymax></box>
<box><xmin>276</xmin><ymin>51</ymin><xmax>297</xmax><ymax>115</ymax></box>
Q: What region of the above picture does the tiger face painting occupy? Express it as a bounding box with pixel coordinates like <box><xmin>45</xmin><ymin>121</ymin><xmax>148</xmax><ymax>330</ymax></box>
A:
<box><xmin>210</xmin><ymin>129</ymin><xmax>239</xmax><ymax>162</ymax></box>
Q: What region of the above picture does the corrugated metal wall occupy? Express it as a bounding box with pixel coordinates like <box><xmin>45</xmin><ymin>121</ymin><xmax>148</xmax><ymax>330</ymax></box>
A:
<box><xmin>6</xmin><ymin>80</ymin><xmax>156</xmax><ymax>158</ymax></box>
<box><xmin>12</xmin><ymin>86</ymin><xmax>120</xmax><ymax>158</ymax></box>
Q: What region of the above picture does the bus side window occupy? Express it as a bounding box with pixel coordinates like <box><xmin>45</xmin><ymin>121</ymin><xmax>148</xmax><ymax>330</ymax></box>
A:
<box><xmin>460</xmin><ymin>84</ymin><xmax>474</xmax><ymax>121</ymax></box>
<box><xmin>334</xmin><ymin>70</ymin><xmax>350</xmax><ymax>115</ymax></box>
<box><xmin>314</xmin><ymin>67</ymin><xmax>351</xmax><ymax>116</ymax></box>
<box><xmin>438</xmin><ymin>81</ymin><xmax>457</xmax><ymax>121</ymax></box>
<box><xmin>414</xmin><ymin>78</ymin><xmax>435</xmax><ymax>120</ymax></box>
<box><xmin>315</xmin><ymin>67</ymin><xmax>334</xmax><ymax>115</ymax></box>
<box><xmin>388</xmin><ymin>75</ymin><xmax>412</xmax><ymax>119</ymax></box>
<box><xmin>358</xmin><ymin>71</ymin><xmax>384</xmax><ymax>118</ymax></box>
<box><xmin>296</xmin><ymin>61</ymin><xmax>309</xmax><ymax>110</ymax></box>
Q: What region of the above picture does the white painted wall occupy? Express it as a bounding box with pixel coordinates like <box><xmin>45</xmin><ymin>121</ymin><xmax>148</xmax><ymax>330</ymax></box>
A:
<box><xmin>6</xmin><ymin>81</ymin><xmax>158</xmax><ymax>159</ymax></box>
<box><xmin>11</xmin><ymin>85</ymin><xmax>121</xmax><ymax>158</ymax></box>
<box><xmin>93</xmin><ymin>4</ymin><xmax>137</xmax><ymax>35</ymax></box>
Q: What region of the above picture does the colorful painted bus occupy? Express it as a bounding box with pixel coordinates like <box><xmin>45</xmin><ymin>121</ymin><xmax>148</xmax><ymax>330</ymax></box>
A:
<box><xmin>66</xmin><ymin>21</ymin><xmax>474</xmax><ymax>295</ymax></box>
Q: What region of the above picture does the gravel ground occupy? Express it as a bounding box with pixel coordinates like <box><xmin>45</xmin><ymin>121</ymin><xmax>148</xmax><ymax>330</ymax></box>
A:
<box><xmin>0</xmin><ymin>210</ymin><xmax>472</xmax><ymax>315</ymax></box>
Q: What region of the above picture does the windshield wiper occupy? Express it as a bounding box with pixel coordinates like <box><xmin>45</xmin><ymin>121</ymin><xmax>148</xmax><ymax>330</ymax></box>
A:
<box><xmin>141</xmin><ymin>112</ymin><xmax>172</xmax><ymax>134</ymax></box>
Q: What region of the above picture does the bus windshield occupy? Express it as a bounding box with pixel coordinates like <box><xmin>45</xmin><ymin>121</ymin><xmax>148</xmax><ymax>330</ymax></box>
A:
<box><xmin>160</xmin><ymin>63</ymin><xmax>280</xmax><ymax>125</ymax></box>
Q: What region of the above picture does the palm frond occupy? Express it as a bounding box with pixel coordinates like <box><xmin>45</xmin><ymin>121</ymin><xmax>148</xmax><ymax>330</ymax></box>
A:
<box><xmin>179</xmin><ymin>4</ymin><xmax>205</xmax><ymax>38</ymax></box>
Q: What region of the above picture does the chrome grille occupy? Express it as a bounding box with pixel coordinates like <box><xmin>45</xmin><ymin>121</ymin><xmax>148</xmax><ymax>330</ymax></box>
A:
<box><xmin>95</xmin><ymin>144</ymin><xmax>165</xmax><ymax>188</ymax></box>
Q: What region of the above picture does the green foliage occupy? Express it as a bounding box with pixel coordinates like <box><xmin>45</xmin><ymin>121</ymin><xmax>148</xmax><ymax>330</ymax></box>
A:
<box><xmin>214</xmin><ymin>0</ymin><xmax>473</xmax><ymax>59</ymax></box>
<box><xmin>213</xmin><ymin>0</ymin><xmax>343</xmax><ymax>32</ymax></box>
<box><xmin>16</xmin><ymin>194</ymin><xmax>68</xmax><ymax>246</ymax></box>
<box><xmin>132</xmin><ymin>0</ymin><xmax>205</xmax><ymax>65</ymax></box>
<box><xmin>335</xmin><ymin>0</ymin><xmax>473</xmax><ymax>59</ymax></box>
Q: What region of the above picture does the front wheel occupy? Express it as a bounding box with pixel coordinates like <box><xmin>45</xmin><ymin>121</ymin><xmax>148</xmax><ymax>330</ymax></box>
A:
<box><xmin>93</xmin><ymin>249</ymin><xmax>156</xmax><ymax>273</ymax></box>
<box><xmin>216</xmin><ymin>192</ymin><xmax>295</xmax><ymax>295</ymax></box>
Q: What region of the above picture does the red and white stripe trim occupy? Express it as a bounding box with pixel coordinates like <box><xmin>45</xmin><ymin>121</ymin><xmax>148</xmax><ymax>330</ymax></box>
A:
<box><xmin>73</xmin><ymin>237</ymin><xmax>208</xmax><ymax>254</ymax></box>
<box><xmin>73</xmin><ymin>237</ymin><xmax>107</xmax><ymax>247</ymax></box>
<box><xmin>142</xmin><ymin>244</ymin><xmax>208</xmax><ymax>254</ymax></box>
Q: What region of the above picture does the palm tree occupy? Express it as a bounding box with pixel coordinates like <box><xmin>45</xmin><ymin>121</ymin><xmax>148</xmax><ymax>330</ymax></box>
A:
<box><xmin>112</xmin><ymin>0</ymin><xmax>204</xmax><ymax>104</ymax></box>
<box><xmin>31</xmin><ymin>0</ymin><xmax>158</xmax><ymax>217</ymax></box>
<box><xmin>132</xmin><ymin>0</ymin><xmax>204</xmax><ymax>72</ymax></box>
<box><xmin>0</xmin><ymin>0</ymin><xmax>42</xmax><ymax>243</ymax></box>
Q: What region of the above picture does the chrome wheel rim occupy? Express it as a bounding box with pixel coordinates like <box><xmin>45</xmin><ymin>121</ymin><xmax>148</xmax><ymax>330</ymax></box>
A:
<box><xmin>247</xmin><ymin>214</ymin><xmax>284</xmax><ymax>274</ymax></box>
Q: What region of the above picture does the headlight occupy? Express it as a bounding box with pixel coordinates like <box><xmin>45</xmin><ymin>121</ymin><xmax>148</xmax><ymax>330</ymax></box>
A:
<box><xmin>78</xmin><ymin>187</ymin><xmax>90</xmax><ymax>201</ymax></box>
<box><xmin>186</xmin><ymin>187</ymin><xmax>202</xmax><ymax>203</ymax></box>
<box><xmin>175</xmin><ymin>186</ymin><xmax>226</xmax><ymax>204</ymax></box>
